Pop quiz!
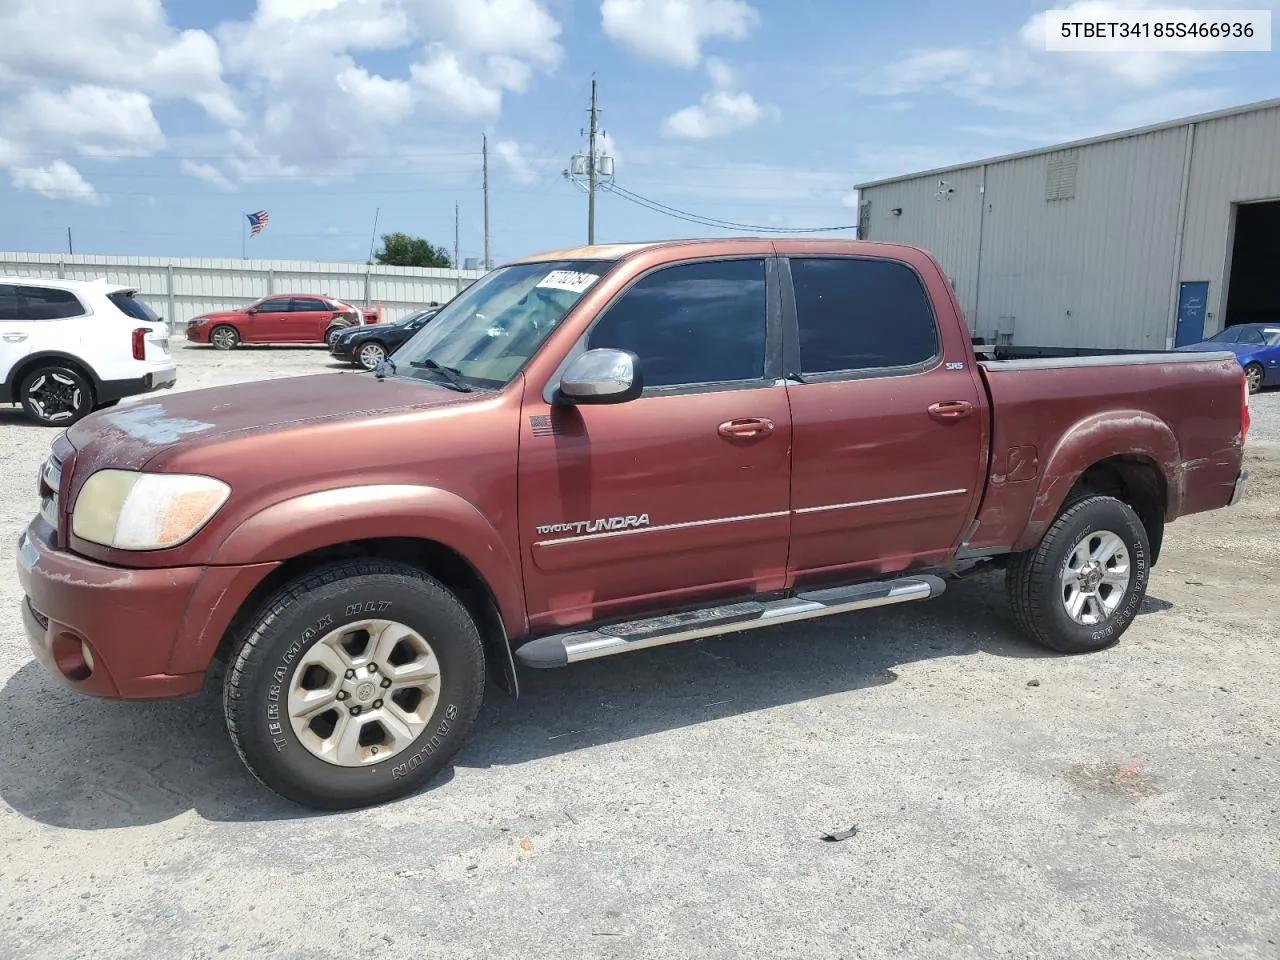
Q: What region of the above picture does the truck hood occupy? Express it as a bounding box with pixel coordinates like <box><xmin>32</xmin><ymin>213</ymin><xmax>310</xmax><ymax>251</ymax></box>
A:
<box><xmin>66</xmin><ymin>373</ymin><xmax>476</xmax><ymax>470</ymax></box>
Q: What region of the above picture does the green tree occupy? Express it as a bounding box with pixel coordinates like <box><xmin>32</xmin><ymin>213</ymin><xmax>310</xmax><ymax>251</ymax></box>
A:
<box><xmin>373</xmin><ymin>232</ymin><xmax>453</xmax><ymax>268</ymax></box>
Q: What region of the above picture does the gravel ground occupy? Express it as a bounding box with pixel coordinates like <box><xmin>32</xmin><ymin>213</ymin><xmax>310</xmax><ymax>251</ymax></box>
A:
<box><xmin>2</xmin><ymin>342</ymin><xmax>1278</xmax><ymax>960</ymax></box>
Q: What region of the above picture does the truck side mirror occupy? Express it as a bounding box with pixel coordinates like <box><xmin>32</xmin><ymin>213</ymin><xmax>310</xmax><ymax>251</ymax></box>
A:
<box><xmin>557</xmin><ymin>348</ymin><xmax>643</xmax><ymax>405</ymax></box>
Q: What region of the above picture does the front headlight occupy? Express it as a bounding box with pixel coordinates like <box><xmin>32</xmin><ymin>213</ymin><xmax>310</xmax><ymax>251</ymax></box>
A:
<box><xmin>72</xmin><ymin>470</ymin><xmax>231</xmax><ymax>550</ymax></box>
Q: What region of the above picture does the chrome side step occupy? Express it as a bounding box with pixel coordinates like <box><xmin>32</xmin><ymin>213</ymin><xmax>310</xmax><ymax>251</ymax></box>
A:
<box><xmin>514</xmin><ymin>575</ymin><xmax>946</xmax><ymax>668</ymax></box>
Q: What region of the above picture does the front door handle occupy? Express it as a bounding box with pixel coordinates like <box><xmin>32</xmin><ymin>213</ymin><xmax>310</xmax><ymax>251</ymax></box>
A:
<box><xmin>718</xmin><ymin>417</ymin><xmax>775</xmax><ymax>439</ymax></box>
<box><xmin>928</xmin><ymin>400</ymin><xmax>973</xmax><ymax>422</ymax></box>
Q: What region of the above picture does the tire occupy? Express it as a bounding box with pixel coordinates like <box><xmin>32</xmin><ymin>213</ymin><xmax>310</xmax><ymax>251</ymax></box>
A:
<box><xmin>356</xmin><ymin>341</ymin><xmax>387</xmax><ymax>371</ymax></box>
<box><xmin>223</xmin><ymin>559</ymin><xmax>486</xmax><ymax>810</ymax></box>
<box><xmin>1244</xmin><ymin>362</ymin><xmax>1264</xmax><ymax>395</ymax></box>
<box><xmin>325</xmin><ymin>325</ymin><xmax>349</xmax><ymax>349</ymax></box>
<box><xmin>211</xmin><ymin>324</ymin><xmax>240</xmax><ymax>350</ymax></box>
<box><xmin>1006</xmin><ymin>495</ymin><xmax>1150</xmax><ymax>655</ymax></box>
<box><xmin>19</xmin><ymin>365</ymin><xmax>95</xmax><ymax>426</ymax></box>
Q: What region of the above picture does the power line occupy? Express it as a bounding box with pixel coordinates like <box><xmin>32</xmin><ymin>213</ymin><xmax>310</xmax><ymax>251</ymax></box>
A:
<box><xmin>600</xmin><ymin>183</ymin><xmax>857</xmax><ymax>234</ymax></box>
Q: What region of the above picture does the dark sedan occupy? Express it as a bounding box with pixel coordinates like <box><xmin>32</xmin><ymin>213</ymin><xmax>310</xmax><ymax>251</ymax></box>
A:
<box><xmin>330</xmin><ymin>307</ymin><xmax>439</xmax><ymax>370</ymax></box>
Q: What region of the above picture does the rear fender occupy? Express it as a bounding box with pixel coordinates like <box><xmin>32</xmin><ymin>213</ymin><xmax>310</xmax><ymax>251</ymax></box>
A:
<box><xmin>1014</xmin><ymin>411</ymin><xmax>1180</xmax><ymax>552</ymax></box>
<box><xmin>210</xmin><ymin>484</ymin><xmax>527</xmax><ymax>637</ymax></box>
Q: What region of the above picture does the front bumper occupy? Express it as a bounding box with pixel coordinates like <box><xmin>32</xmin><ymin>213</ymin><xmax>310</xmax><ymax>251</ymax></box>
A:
<box><xmin>17</xmin><ymin>519</ymin><xmax>277</xmax><ymax>700</ymax></box>
<box><xmin>329</xmin><ymin>339</ymin><xmax>359</xmax><ymax>361</ymax></box>
<box><xmin>1229</xmin><ymin>469</ymin><xmax>1248</xmax><ymax>507</ymax></box>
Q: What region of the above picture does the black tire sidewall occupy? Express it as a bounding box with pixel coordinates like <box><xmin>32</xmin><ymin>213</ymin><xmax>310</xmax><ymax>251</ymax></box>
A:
<box><xmin>325</xmin><ymin>326</ymin><xmax>347</xmax><ymax>348</ymax></box>
<box><xmin>229</xmin><ymin>570</ymin><xmax>484</xmax><ymax>808</ymax></box>
<box><xmin>20</xmin><ymin>366</ymin><xmax>93</xmax><ymax>425</ymax></box>
<box><xmin>1038</xmin><ymin>498</ymin><xmax>1150</xmax><ymax>651</ymax></box>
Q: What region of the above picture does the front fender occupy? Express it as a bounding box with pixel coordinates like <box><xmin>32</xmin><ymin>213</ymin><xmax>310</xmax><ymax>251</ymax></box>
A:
<box><xmin>210</xmin><ymin>484</ymin><xmax>526</xmax><ymax>634</ymax></box>
<box><xmin>1014</xmin><ymin>410</ymin><xmax>1180</xmax><ymax>552</ymax></box>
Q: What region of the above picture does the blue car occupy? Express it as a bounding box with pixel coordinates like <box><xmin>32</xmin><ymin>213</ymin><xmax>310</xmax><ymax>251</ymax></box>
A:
<box><xmin>1176</xmin><ymin>322</ymin><xmax>1280</xmax><ymax>394</ymax></box>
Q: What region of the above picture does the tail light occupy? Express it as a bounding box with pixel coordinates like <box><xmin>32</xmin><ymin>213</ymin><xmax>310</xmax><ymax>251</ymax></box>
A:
<box><xmin>132</xmin><ymin>327</ymin><xmax>148</xmax><ymax>360</ymax></box>
<box><xmin>1241</xmin><ymin>373</ymin><xmax>1251</xmax><ymax>443</ymax></box>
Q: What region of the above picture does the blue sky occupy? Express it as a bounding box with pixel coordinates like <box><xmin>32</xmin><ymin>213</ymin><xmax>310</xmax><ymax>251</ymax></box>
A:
<box><xmin>1</xmin><ymin>0</ymin><xmax>1277</xmax><ymax>264</ymax></box>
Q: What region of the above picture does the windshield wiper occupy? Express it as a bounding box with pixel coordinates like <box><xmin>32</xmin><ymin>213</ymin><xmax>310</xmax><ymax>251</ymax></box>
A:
<box><xmin>409</xmin><ymin>358</ymin><xmax>473</xmax><ymax>392</ymax></box>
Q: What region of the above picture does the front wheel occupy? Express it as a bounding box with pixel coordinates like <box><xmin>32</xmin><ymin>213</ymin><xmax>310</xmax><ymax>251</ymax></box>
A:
<box><xmin>211</xmin><ymin>324</ymin><xmax>240</xmax><ymax>350</ymax></box>
<box><xmin>357</xmin><ymin>341</ymin><xmax>386</xmax><ymax>371</ymax></box>
<box><xmin>1244</xmin><ymin>362</ymin><xmax>1264</xmax><ymax>395</ymax></box>
<box><xmin>1006</xmin><ymin>495</ymin><xmax>1150</xmax><ymax>654</ymax></box>
<box><xmin>223</xmin><ymin>560</ymin><xmax>486</xmax><ymax>809</ymax></box>
<box><xmin>19</xmin><ymin>365</ymin><xmax>95</xmax><ymax>426</ymax></box>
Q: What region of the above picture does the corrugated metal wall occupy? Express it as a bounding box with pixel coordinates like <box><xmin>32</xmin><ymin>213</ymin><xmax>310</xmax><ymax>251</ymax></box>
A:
<box><xmin>0</xmin><ymin>253</ymin><xmax>486</xmax><ymax>333</ymax></box>
<box><xmin>1179</xmin><ymin>104</ymin><xmax>1280</xmax><ymax>327</ymax></box>
<box><xmin>859</xmin><ymin>103</ymin><xmax>1280</xmax><ymax>351</ymax></box>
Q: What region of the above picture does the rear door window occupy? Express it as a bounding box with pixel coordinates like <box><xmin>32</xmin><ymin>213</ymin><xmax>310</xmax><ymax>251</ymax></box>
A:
<box><xmin>292</xmin><ymin>297</ymin><xmax>330</xmax><ymax>312</ymax></box>
<box><xmin>789</xmin><ymin>257</ymin><xmax>939</xmax><ymax>376</ymax></box>
<box><xmin>17</xmin><ymin>286</ymin><xmax>85</xmax><ymax>320</ymax></box>
<box><xmin>108</xmin><ymin>291</ymin><xmax>162</xmax><ymax>322</ymax></box>
<box><xmin>0</xmin><ymin>285</ymin><xmax>19</xmax><ymax>320</ymax></box>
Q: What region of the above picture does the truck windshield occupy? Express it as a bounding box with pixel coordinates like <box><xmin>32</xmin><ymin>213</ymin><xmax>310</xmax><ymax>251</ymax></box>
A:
<box><xmin>391</xmin><ymin>259</ymin><xmax>615</xmax><ymax>389</ymax></box>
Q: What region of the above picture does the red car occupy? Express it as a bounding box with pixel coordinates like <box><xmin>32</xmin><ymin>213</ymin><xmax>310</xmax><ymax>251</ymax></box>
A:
<box><xmin>185</xmin><ymin>294</ymin><xmax>372</xmax><ymax>350</ymax></box>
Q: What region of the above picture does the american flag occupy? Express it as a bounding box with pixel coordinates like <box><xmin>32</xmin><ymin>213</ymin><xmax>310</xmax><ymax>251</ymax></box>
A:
<box><xmin>246</xmin><ymin>210</ymin><xmax>270</xmax><ymax>236</ymax></box>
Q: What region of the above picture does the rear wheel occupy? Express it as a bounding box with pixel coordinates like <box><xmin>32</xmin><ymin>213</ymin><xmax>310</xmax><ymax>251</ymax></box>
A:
<box><xmin>1006</xmin><ymin>495</ymin><xmax>1149</xmax><ymax>654</ymax></box>
<box><xmin>325</xmin><ymin>325</ymin><xmax>350</xmax><ymax>349</ymax></box>
<box><xmin>223</xmin><ymin>559</ymin><xmax>486</xmax><ymax>809</ymax></box>
<box><xmin>19</xmin><ymin>365</ymin><xmax>95</xmax><ymax>426</ymax></box>
<box><xmin>357</xmin><ymin>341</ymin><xmax>387</xmax><ymax>371</ymax></box>
<box><xmin>211</xmin><ymin>324</ymin><xmax>240</xmax><ymax>350</ymax></box>
<box><xmin>1244</xmin><ymin>362</ymin><xmax>1264</xmax><ymax>395</ymax></box>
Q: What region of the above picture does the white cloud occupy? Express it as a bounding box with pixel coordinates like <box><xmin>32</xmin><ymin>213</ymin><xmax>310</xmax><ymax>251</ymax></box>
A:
<box><xmin>705</xmin><ymin>56</ymin><xmax>735</xmax><ymax>89</ymax></box>
<box><xmin>601</xmin><ymin>0</ymin><xmax>760</xmax><ymax>68</ymax></box>
<box><xmin>661</xmin><ymin>55</ymin><xmax>771</xmax><ymax>139</ymax></box>
<box><xmin>663</xmin><ymin>90</ymin><xmax>764</xmax><ymax>138</ymax></box>
<box><xmin>494</xmin><ymin>139</ymin><xmax>538</xmax><ymax>183</ymax></box>
<box><xmin>180</xmin><ymin>160</ymin><xmax>236</xmax><ymax>192</ymax></box>
<box><xmin>865</xmin><ymin>0</ymin><xmax>1234</xmax><ymax>121</ymax></box>
<box><xmin>17</xmin><ymin>86</ymin><xmax>166</xmax><ymax>158</ymax></box>
<box><xmin>410</xmin><ymin>47</ymin><xmax>504</xmax><ymax>119</ymax></box>
<box><xmin>0</xmin><ymin>0</ymin><xmax>239</xmax><ymax>123</ymax></box>
<box><xmin>9</xmin><ymin>159</ymin><xmax>104</xmax><ymax>204</ymax></box>
<box><xmin>213</xmin><ymin>0</ymin><xmax>563</xmax><ymax>178</ymax></box>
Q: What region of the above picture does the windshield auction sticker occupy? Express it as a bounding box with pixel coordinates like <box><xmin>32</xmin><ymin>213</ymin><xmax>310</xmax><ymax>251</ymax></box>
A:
<box><xmin>537</xmin><ymin>270</ymin><xmax>601</xmax><ymax>293</ymax></box>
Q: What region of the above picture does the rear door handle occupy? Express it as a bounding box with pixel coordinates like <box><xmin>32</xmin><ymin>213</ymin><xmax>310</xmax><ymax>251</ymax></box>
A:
<box><xmin>928</xmin><ymin>400</ymin><xmax>973</xmax><ymax>422</ymax></box>
<box><xmin>718</xmin><ymin>417</ymin><xmax>775</xmax><ymax>438</ymax></box>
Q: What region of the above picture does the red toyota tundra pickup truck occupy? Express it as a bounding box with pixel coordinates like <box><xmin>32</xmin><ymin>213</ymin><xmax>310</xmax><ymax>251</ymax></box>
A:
<box><xmin>17</xmin><ymin>239</ymin><xmax>1250</xmax><ymax>809</ymax></box>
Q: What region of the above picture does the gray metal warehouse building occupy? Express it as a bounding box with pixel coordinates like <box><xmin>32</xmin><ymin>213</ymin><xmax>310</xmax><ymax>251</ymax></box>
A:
<box><xmin>853</xmin><ymin>98</ymin><xmax>1280</xmax><ymax>355</ymax></box>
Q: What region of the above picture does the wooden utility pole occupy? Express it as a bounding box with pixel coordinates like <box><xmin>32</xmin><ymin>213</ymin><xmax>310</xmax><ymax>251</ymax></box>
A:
<box><xmin>587</xmin><ymin>77</ymin><xmax>599</xmax><ymax>245</ymax></box>
<box><xmin>454</xmin><ymin>203</ymin><xmax>461</xmax><ymax>293</ymax></box>
<box><xmin>482</xmin><ymin>135</ymin><xmax>491</xmax><ymax>270</ymax></box>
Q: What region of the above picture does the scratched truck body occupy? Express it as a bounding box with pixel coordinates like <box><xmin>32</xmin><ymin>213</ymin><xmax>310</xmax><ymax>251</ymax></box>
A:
<box><xmin>16</xmin><ymin>238</ymin><xmax>1251</xmax><ymax>809</ymax></box>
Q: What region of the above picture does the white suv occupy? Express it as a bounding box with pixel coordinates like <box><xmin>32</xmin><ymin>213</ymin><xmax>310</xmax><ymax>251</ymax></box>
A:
<box><xmin>0</xmin><ymin>277</ymin><xmax>177</xmax><ymax>426</ymax></box>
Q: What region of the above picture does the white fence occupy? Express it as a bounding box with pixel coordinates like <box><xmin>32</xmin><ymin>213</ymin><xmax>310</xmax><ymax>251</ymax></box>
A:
<box><xmin>0</xmin><ymin>252</ymin><xmax>487</xmax><ymax>334</ymax></box>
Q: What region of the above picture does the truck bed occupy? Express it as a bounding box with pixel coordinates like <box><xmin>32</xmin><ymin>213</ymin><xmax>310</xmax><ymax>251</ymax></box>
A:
<box><xmin>964</xmin><ymin>350</ymin><xmax>1246</xmax><ymax>555</ymax></box>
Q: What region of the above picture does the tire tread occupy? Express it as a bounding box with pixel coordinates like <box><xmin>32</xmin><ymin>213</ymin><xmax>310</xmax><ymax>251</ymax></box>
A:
<box><xmin>223</xmin><ymin>558</ymin><xmax>486</xmax><ymax>808</ymax></box>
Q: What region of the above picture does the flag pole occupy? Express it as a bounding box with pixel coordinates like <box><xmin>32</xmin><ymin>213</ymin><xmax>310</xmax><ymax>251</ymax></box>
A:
<box><xmin>241</xmin><ymin>210</ymin><xmax>246</xmax><ymax>261</ymax></box>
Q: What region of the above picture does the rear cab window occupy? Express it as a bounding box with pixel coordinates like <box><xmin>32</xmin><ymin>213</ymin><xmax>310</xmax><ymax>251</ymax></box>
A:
<box><xmin>787</xmin><ymin>257</ymin><xmax>939</xmax><ymax>377</ymax></box>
